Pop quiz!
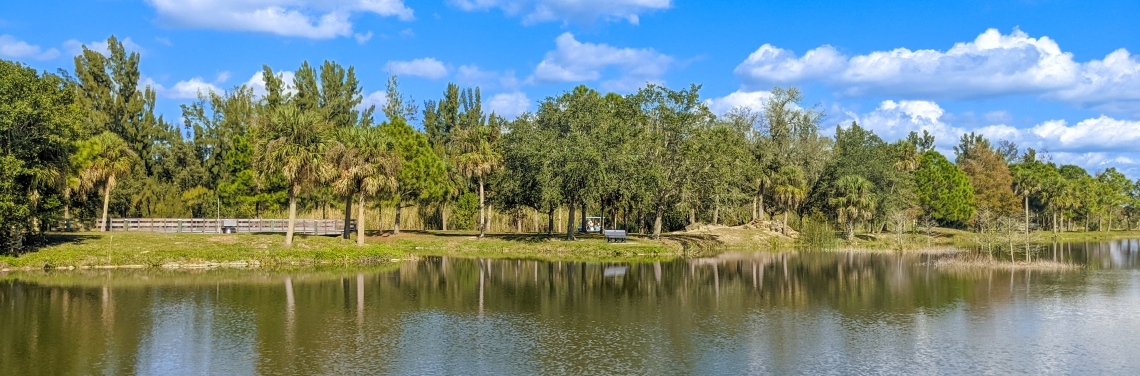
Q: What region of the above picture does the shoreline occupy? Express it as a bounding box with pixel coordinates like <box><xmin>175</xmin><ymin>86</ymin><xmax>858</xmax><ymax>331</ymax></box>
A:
<box><xmin>0</xmin><ymin>231</ymin><xmax>685</xmax><ymax>271</ymax></box>
<box><xmin>3</xmin><ymin>229</ymin><xmax>1133</xmax><ymax>271</ymax></box>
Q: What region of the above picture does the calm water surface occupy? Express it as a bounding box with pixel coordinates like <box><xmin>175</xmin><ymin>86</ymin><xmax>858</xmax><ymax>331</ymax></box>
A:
<box><xmin>3</xmin><ymin>240</ymin><xmax>1139</xmax><ymax>375</ymax></box>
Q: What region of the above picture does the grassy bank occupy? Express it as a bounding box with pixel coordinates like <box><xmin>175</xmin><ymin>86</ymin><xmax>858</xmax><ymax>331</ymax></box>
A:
<box><xmin>0</xmin><ymin>230</ymin><xmax>685</xmax><ymax>270</ymax></box>
<box><xmin>931</xmin><ymin>253</ymin><xmax>1079</xmax><ymax>271</ymax></box>
<box><xmin>831</xmin><ymin>228</ymin><xmax>1140</xmax><ymax>252</ymax></box>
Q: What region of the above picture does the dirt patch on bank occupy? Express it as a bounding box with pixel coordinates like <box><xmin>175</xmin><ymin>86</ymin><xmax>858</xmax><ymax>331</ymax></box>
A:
<box><xmin>670</xmin><ymin>220</ymin><xmax>795</xmax><ymax>249</ymax></box>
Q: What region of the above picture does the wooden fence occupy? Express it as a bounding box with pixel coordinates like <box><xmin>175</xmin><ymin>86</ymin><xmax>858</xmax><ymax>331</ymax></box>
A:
<box><xmin>104</xmin><ymin>218</ymin><xmax>353</xmax><ymax>236</ymax></box>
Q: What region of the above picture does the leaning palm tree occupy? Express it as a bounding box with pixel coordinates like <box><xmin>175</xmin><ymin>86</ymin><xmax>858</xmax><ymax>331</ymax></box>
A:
<box><xmin>75</xmin><ymin>132</ymin><xmax>137</xmax><ymax>232</ymax></box>
<box><xmin>773</xmin><ymin>166</ymin><xmax>806</xmax><ymax>236</ymax></box>
<box><xmin>323</xmin><ymin>127</ymin><xmax>398</xmax><ymax>245</ymax></box>
<box><xmin>265</xmin><ymin>104</ymin><xmax>331</xmax><ymax>247</ymax></box>
<box><xmin>830</xmin><ymin>175</ymin><xmax>877</xmax><ymax>241</ymax></box>
<box><xmin>453</xmin><ymin>122</ymin><xmax>501</xmax><ymax>238</ymax></box>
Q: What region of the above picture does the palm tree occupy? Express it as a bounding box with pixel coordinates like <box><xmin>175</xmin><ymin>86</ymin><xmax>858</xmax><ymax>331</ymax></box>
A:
<box><xmin>265</xmin><ymin>104</ymin><xmax>331</xmax><ymax>247</ymax></box>
<box><xmin>830</xmin><ymin>175</ymin><xmax>877</xmax><ymax>241</ymax></box>
<box><xmin>773</xmin><ymin>166</ymin><xmax>806</xmax><ymax>236</ymax></box>
<box><xmin>1011</xmin><ymin>164</ymin><xmax>1042</xmax><ymax>235</ymax></box>
<box><xmin>323</xmin><ymin>127</ymin><xmax>398</xmax><ymax>246</ymax></box>
<box><xmin>453</xmin><ymin>119</ymin><xmax>501</xmax><ymax>238</ymax></box>
<box><xmin>75</xmin><ymin>132</ymin><xmax>137</xmax><ymax>232</ymax></box>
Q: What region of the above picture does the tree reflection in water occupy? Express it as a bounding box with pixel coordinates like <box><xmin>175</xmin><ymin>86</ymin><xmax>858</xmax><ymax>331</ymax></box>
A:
<box><xmin>1</xmin><ymin>239</ymin><xmax>1138</xmax><ymax>374</ymax></box>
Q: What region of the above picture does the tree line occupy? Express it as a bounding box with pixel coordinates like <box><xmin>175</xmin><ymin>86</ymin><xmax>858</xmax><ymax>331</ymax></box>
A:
<box><xmin>3</xmin><ymin>36</ymin><xmax>1140</xmax><ymax>253</ymax></box>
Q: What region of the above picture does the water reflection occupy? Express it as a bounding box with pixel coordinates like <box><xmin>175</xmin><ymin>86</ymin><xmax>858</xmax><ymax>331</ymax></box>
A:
<box><xmin>1</xmin><ymin>241</ymin><xmax>1138</xmax><ymax>375</ymax></box>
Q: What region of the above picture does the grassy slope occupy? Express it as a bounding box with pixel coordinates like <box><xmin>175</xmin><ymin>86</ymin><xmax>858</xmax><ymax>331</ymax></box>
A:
<box><xmin>0</xmin><ymin>230</ymin><xmax>683</xmax><ymax>270</ymax></box>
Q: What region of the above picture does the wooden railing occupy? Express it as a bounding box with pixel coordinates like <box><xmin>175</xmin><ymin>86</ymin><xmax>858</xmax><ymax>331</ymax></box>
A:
<box><xmin>103</xmin><ymin>218</ymin><xmax>354</xmax><ymax>236</ymax></box>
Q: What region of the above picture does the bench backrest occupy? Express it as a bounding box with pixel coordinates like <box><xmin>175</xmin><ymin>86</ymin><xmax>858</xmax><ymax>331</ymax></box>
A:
<box><xmin>603</xmin><ymin>230</ymin><xmax>627</xmax><ymax>237</ymax></box>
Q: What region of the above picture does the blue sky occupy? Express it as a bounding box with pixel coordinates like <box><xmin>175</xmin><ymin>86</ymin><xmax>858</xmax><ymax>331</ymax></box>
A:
<box><xmin>3</xmin><ymin>0</ymin><xmax>1139</xmax><ymax>176</ymax></box>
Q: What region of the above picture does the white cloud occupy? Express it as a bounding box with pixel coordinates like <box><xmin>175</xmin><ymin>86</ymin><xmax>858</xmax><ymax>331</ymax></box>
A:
<box><xmin>145</xmin><ymin>0</ymin><xmax>413</xmax><ymax>39</ymax></box>
<box><xmin>398</xmin><ymin>28</ymin><xmax>415</xmax><ymax>38</ymax></box>
<box><xmin>530</xmin><ymin>32</ymin><xmax>672</xmax><ymax>92</ymax></box>
<box><xmin>451</xmin><ymin>0</ymin><xmax>670</xmax><ymax>25</ymax></box>
<box><xmin>736</xmin><ymin>28</ymin><xmax>1140</xmax><ymax>114</ymax></box>
<box><xmin>359</xmin><ymin>90</ymin><xmax>387</xmax><ymax>111</ymax></box>
<box><xmin>704</xmin><ymin>90</ymin><xmax>773</xmax><ymax>116</ymax></box>
<box><xmin>244</xmin><ymin>70</ymin><xmax>296</xmax><ymax>97</ymax></box>
<box><xmin>168</xmin><ymin>78</ymin><xmax>223</xmax><ymax>99</ymax></box>
<box><xmin>385</xmin><ymin>58</ymin><xmax>449</xmax><ymax>79</ymax></box>
<box><xmin>737</xmin><ymin>28</ymin><xmax>1079</xmax><ymax>99</ymax></box>
<box><xmin>1045</xmin><ymin>48</ymin><xmax>1140</xmax><ymax>113</ymax></box>
<box><xmin>0</xmin><ymin>35</ymin><xmax>59</xmax><ymax>60</ymax></box>
<box><xmin>486</xmin><ymin>92</ymin><xmax>530</xmax><ymax>118</ymax></box>
<box><xmin>846</xmin><ymin>100</ymin><xmax>1140</xmax><ymax>177</ymax></box>
<box><xmin>354</xmin><ymin>31</ymin><xmax>374</xmax><ymax>44</ymax></box>
<box><xmin>64</xmin><ymin>37</ymin><xmax>145</xmax><ymax>56</ymax></box>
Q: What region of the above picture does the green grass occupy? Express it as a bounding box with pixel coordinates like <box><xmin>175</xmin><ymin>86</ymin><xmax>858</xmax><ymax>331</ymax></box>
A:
<box><xmin>830</xmin><ymin>227</ymin><xmax>1140</xmax><ymax>252</ymax></box>
<box><xmin>0</xmin><ymin>232</ymin><xmax>405</xmax><ymax>270</ymax></box>
<box><xmin>0</xmin><ymin>230</ymin><xmax>684</xmax><ymax>270</ymax></box>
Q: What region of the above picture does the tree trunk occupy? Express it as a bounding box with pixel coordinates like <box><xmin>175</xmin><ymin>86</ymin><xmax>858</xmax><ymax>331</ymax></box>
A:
<box><xmin>637</xmin><ymin>203</ymin><xmax>644</xmax><ymax>234</ymax></box>
<box><xmin>342</xmin><ymin>193</ymin><xmax>353</xmax><ymax>239</ymax></box>
<box><xmin>515</xmin><ymin>208</ymin><xmax>522</xmax><ymax>233</ymax></box>
<box><xmin>533</xmin><ymin>207</ymin><xmax>539</xmax><ymax>233</ymax></box>
<box><xmin>357</xmin><ymin>193</ymin><xmax>366</xmax><ymax>246</ymax></box>
<box><xmin>557</xmin><ymin>207</ymin><xmax>562</xmax><ymax>233</ymax></box>
<box><xmin>478</xmin><ymin>175</ymin><xmax>486</xmax><ymax>238</ymax></box>
<box><xmin>758</xmin><ymin>193</ymin><xmax>766</xmax><ymax>221</ymax></box>
<box><xmin>847</xmin><ymin>221</ymin><xmax>855</xmax><ymax>241</ymax></box>
<box><xmin>1053</xmin><ymin>208</ymin><xmax>1062</xmax><ymax>232</ymax></box>
<box><xmin>285</xmin><ymin>184</ymin><xmax>298</xmax><ymax>247</ymax></box>
<box><xmin>713</xmin><ymin>195</ymin><xmax>720</xmax><ymax>225</ymax></box>
<box><xmin>751</xmin><ymin>196</ymin><xmax>758</xmax><ymax>222</ymax></box>
<box><xmin>689</xmin><ymin>209</ymin><xmax>696</xmax><ymax>226</ymax></box>
<box><xmin>99</xmin><ymin>177</ymin><xmax>114</xmax><ymax>232</ymax></box>
<box><xmin>566</xmin><ymin>202</ymin><xmax>577</xmax><ymax>241</ymax></box>
<box><xmin>580</xmin><ymin>201</ymin><xmax>587</xmax><ymax>234</ymax></box>
<box><xmin>441</xmin><ymin>203</ymin><xmax>448</xmax><ymax>231</ymax></box>
<box><xmin>393</xmin><ymin>202</ymin><xmax>402</xmax><ymax>235</ymax></box>
<box><xmin>547</xmin><ymin>206</ymin><xmax>555</xmax><ymax>235</ymax></box>
<box><xmin>652</xmin><ymin>205</ymin><xmax>663</xmax><ymax>240</ymax></box>
<box><xmin>783</xmin><ymin>211</ymin><xmax>789</xmax><ymax>236</ymax></box>
<box><xmin>1024</xmin><ymin>196</ymin><xmax>1030</xmax><ymax>235</ymax></box>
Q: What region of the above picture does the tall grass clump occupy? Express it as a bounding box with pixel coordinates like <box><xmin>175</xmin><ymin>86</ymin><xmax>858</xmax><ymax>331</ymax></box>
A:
<box><xmin>795</xmin><ymin>214</ymin><xmax>839</xmax><ymax>251</ymax></box>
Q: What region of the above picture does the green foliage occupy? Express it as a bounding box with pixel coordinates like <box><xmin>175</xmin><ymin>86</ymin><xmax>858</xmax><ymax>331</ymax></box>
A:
<box><xmin>915</xmin><ymin>151</ymin><xmax>975</xmax><ymax>225</ymax></box>
<box><xmin>829</xmin><ymin>175</ymin><xmax>876</xmax><ymax>240</ymax></box>
<box><xmin>0</xmin><ymin>59</ymin><xmax>81</xmax><ymax>252</ymax></box>
<box><xmin>451</xmin><ymin>192</ymin><xmax>479</xmax><ymax>230</ymax></box>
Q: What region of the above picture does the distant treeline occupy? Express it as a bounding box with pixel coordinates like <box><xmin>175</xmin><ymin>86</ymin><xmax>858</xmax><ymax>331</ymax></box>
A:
<box><xmin>3</xmin><ymin>36</ymin><xmax>1139</xmax><ymax>253</ymax></box>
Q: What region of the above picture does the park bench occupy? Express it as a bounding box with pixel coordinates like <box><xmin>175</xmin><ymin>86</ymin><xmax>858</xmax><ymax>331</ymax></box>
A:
<box><xmin>603</xmin><ymin>229</ymin><xmax>628</xmax><ymax>243</ymax></box>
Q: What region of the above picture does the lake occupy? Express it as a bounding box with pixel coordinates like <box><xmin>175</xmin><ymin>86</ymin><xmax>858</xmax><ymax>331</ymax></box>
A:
<box><xmin>2</xmin><ymin>240</ymin><xmax>1139</xmax><ymax>375</ymax></box>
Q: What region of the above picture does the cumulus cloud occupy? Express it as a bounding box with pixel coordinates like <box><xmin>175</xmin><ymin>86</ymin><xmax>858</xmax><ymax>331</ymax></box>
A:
<box><xmin>1045</xmin><ymin>48</ymin><xmax>1140</xmax><ymax>113</ymax></box>
<box><xmin>737</xmin><ymin>28</ymin><xmax>1078</xmax><ymax>99</ymax></box>
<box><xmin>385</xmin><ymin>58</ymin><xmax>449</xmax><ymax>79</ymax></box>
<box><xmin>451</xmin><ymin>0</ymin><xmax>670</xmax><ymax>25</ymax></box>
<box><xmin>486</xmin><ymin>92</ymin><xmax>530</xmax><ymax>118</ymax></box>
<box><xmin>531</xmin><ymin>32</ymin><xmax>672</xmax><ymax>92</ymax></box>
<box><xmin>0</xmin><ymin>35</ymin><xmax>60</xmax><ymax>60</ymax></box>
<box><xmin>703</xmin><ymin>90</ymin><xmax>773</xmax><ymax>116</ymax></box>
<box><xmin>167</xmin><ymin>77</ymin><xmax>223</xmax><ymax>99</ymax></box>
<box><xmin>359</xmin><ymin>90</ymin><xmax>388</xmax><ymax>111</ymax></box>
<box><xmin>64</xmin><ymin>37</ymin><xmax>145</xmax><ymax>56</ymax></box>
<box><xmin>846</xmin><ymin>100</ymin><xmax>1140</xmax><ymax>177</ymax></box>
<box><xmin>735</xmin><ymin>28</ymin><xmax>1140</xmax><ymax>115</ymax></box>
<box><xmin>145</xmin><ymin>0</ymin><xmax>413</xmax><ymax>39</ymax></box>
<box><xmin>244</xmin><ymin>70</ymin><xmax>296</xmax><ymax>97</ymax></box>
